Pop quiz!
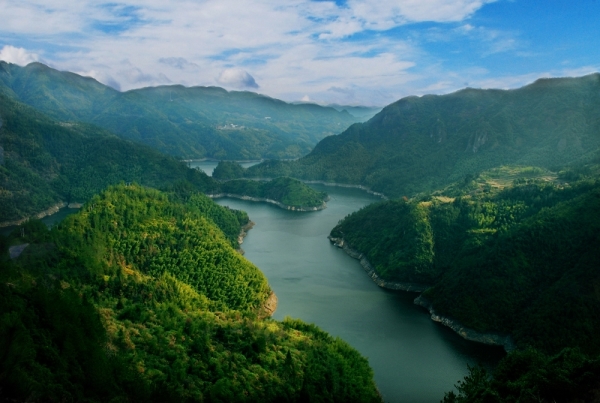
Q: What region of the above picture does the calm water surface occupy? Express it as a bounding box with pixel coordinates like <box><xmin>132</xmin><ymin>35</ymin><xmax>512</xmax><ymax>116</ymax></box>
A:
<box><xmin>6</xmin><ymin>160</ymin><xmax>504</xmax><ymax>402</ymax></box>
<box><xmin>215</xmin><ymin>183</ymin><xmax>505</xmax><ymax>403</ymax></box>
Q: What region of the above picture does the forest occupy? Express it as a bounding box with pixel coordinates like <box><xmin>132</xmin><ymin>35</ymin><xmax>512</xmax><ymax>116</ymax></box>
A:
<box><xmin>230</xmin><ymin>74</ymin><xmax>600</xmax><ymax>199</ymax></box>
<box><xmin>0</xmin><ymin>92</ymin><xmax>329</xmax><ymax>225</ymax></box>
<box><xmin>0</xmin><ymin>61</ymin><xmax>361</xmax><ymax>160</ymax></box>
<box><xmin>0</xmin><ymin>184</ymin><xmax>381</xmax><ymax>402</ymax></box>
<box><xmin>330</xmin><ymin>164</ymin><xmax>600</xmax><ymax>401</ymax></box>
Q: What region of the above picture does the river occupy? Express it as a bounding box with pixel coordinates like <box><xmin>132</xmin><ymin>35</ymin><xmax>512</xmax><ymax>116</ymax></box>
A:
<box><xmin>191</xmin><ymin>161</ymin><xmax>505</xmax><ymax>403</ymax></box>
<box><xmin>8</xmin><ymin>160</ymin><xmax>505</xmax><ymax>402</ymax></box>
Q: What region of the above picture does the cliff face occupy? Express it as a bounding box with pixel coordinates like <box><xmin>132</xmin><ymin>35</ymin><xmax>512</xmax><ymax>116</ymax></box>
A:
<box><xmin>207</xmin><ymin>193</ymin><xmax>327</xmax><ymax>211</ymax></box>
<box><xmin>414</xmin><ymin>295</ymin><xmax>515</xmax><ymax>352</ymax></box>
<box><xmin>328</xmin><ymin>236</ymin><xmax>429</xmax><ymax>292</ymax></box>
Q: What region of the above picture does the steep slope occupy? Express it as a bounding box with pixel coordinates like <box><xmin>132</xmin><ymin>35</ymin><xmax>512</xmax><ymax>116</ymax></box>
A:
<box><xmin>0</xmin><ymin>92</ymin><xmax>219</xmax><ymax>224</ymax></box>
<box><xmin>330</xmin><ymin>168</ymin><xmax>600</xmax><ymax>355</ymax></box>
<box><xmin>0</xmin><ymin>185</ymin><xmax>381</xmax><ymax>402</ymax></box>
<box><xmin>242</xmin><ymin>74</ymin><xmax>600</xmax><ymax>197</ymax></box>
<box><xmin>0</xmin><ymin>61</ymin><xmax>358</xmax><ymax>159</ymax></box>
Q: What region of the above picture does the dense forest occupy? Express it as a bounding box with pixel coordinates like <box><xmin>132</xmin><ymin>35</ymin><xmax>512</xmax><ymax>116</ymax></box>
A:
<box><xmin>0</xmin><ymin>91</ymin><xmax>220</xmax><ymax>224</ymax></box>
<box><xmin>0</xmin><ymin>61</ymin><xmax>361</xmax><ymax>159</ymax></box>
<box><xmin>231</xmin><ymin>74</ymin><xmax>600</xmax><ymax>198</ymax></box>
<box><xmin>0</xmin><ymin>92</ymin><xmax>330</xmax><ymax>225</ymax></box>
<box><xmin>0</xmin><ymin>184</ymin><xmax>381</xmax><ymax>402</ymax></box>
<box><xmin>330</xmin><ymin>164</ymin><xmax>600</xmax><ymax>401</ymax></box>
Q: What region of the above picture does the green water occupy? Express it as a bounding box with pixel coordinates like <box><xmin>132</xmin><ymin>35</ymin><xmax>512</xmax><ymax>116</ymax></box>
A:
<box><xmin>216</xmin><ymin>184</ymin><xmax>505</xmax><ymax>403</ymax></box>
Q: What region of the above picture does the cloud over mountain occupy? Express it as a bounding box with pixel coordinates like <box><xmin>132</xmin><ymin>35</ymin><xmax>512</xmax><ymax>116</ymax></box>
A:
<box><xmin>216</xmin><ymin>68</ymin><xmax>259</xmax><ymax>89</ymax></box>
<box><xmin>0</xmin><ymin>45</ymin><xmax>38</xmax><ymax>66</ymax></box>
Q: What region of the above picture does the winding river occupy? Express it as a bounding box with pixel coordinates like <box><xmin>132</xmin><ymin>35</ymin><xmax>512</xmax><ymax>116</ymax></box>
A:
<box><xmin>10</xmin><ymin>160</ymin><xmax>505</xmax><ymax>402</ymax></box>
<box><xmin>195</xmin><ymin>161</ymin><xmax>505</xmax><ymax>403</ymax></box>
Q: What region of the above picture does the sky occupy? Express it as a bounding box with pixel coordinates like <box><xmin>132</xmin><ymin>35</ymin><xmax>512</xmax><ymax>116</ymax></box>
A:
<box><xmin>1</xmin><ymin>0</ymin><xmax>599</xmax><ymax>106</ymax></box>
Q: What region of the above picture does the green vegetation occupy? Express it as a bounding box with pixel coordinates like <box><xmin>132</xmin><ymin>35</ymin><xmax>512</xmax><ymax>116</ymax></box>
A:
<box><xmin>443</xmin><ymin>348</ymin><xmax>600</xmax><ymax>403</ymax></box>
<box><xmin>0</xmin><ymin>91</ymin><xmax>220</xmax><ymax>224</ymax></box>
<box><xmin>0</xmin><ymin>61</ymin><xmax>360</xmax><ymax>160</ymax></box>
<box><xmin>333</xmin><ymin>167</ymin><xmax>600</xmax><ymax>353</ymax></box>
<box><xmin>215</xmin><ymin>172</ymin><xmax>329</xmax><ymax>209</ymax></box>
<box><xmin>0</xmin><ymin>184</ymin><xmax>381</xmax><ymax>402</ymax></box>
<box><xmin>331</xmin><ymin>165</ymin><xmax>600</xmax><ymax>401</ymax></box>
<box><xmin>233</xmin><ymin>74</ymin><xmax>600</xmax><ymax>198</ymax></box>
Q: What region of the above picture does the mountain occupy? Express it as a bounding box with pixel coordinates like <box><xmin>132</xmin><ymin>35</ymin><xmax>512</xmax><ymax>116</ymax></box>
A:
<box><xmin>0</xmin><ymin>91</ymin><xmax>219</xmax><ymax>224</ymax></box>
<box><xmin>0</xmin><ymin>184</ymin><xmax>381</xmax><ymax>402</ymax></box>
<box><xmin>0</xmin><ymin>61</ymin><xmax>359</xmax><ymax>159</ymax></box>
<box><xmin>238</xmin><ymin>74</ymin><xmax>600</xmax><ymax>197</ymax></box>
<box><xmin>326</xmin><ymin>104</ymin><xmax>382</xmax><ymax>122</ymax></box>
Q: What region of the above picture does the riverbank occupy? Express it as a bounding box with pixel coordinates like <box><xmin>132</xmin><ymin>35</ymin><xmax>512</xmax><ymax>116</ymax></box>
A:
<box><xmin>329</xmin><ymin>235</ymin><xmax>515</xmax><ymax>352</ymax></box>
<box><xmin>328</xmin><ymin>236</ymin><xmax>429</xmax><ymax>292</ymax></box>
<box><xmin>208</xmin><ymin>193</ymin><xmax>327</xmax><ymax>211</ymax></box>
<box><xmin>414</xmin><ymin>295</ymin><xmax>515</xmax><ymax>352</ymax></box>
<box><xmin>241</xmin><ymin>177</ymin><xmax>388</xmax><ymax>200</ymax></box>
<box><xmin>0</xmin><ymin>202</ymin><xmax>85</xmax><ymax>229</ymax></box>
<box><xmin>303</xmin><ymin>181</ymin><xmax>387</xmax><ymax>199</ymax></box>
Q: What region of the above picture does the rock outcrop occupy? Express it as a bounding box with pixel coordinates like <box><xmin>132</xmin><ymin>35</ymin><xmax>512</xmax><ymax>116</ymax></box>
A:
<box><xmin>414</xmin><ymin>295</ymin><xmax>515</xmax><ymax>352</ymax></box>
<box><xmin>328</xmin><ymin>236</ymin><xmax>429</xmax><ymax>292</ymax></box>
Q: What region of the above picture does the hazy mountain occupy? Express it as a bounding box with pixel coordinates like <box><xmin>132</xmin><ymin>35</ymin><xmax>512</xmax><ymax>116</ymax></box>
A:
<box><xmin>239</xmin><ymin>74</ymin><xmax>600</xmax><ymax>197</ymax></box>
<box><xmin>326</xmin><ymin>104</ymin><xmax>382</xmax><ymax>121</ymax></box>
<box><xmin>0</xmin><ymin>61</ymin><xmax>359</xmax><ymax>159</ymax></box>
<box><xmin>0</xmin><ymin>91</ymin><xmax>219</xmax><ymax>224</ymax></box>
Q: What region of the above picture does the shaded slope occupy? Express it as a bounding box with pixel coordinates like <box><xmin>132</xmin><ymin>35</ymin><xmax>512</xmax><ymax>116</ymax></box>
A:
<box><xmin>0</xmin><ymin>92</ymin><xmax>218</xmax><ymax>224</ymax></box>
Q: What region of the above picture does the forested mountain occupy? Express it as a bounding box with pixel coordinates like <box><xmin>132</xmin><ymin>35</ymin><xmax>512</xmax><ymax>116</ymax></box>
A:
<box><xmin>0</xmin><ymin>185</ymin><xmax>381</xmax><ymax>402</ymax></box>
<box><xmin>0</xmin><ymin>61</ymin><xmax>359</xmax><ymax>159</ymax></box>
<box><xmin>237</xmin><ymin>74</ymin><xmax>600</xmax><ymax>197</ymax></box>
<box><xmin>0</xmin><ymin>92</ymin><xmax>220</xmax><ymax>224</ymax></box>
<box><xmin>330</xmin><ymin>166</ymin><xmax>600</xmax><ymax>401</ymax></box>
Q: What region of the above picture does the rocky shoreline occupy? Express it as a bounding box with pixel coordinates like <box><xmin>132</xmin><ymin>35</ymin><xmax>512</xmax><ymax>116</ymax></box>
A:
<box><xmin>414</xmin><ymin>295</ymin><xmax>516</xmax><ymax>352</ymax></box>
<box><xmin>0</xmin><ymin>201</ymin><xmax>85</xmax><ymax>228</ymax></box>
<box><xmin>328</xmin><ymin>236</ymin><xmax>429</xmax><ymax>292</ymax></box>
<box><xmin>207</xmin><ymin>193</ymin><xmax>327</xmax><ymax>211</ymax></box>
<box><xmin>242</xmin><ymin>177</ymin><xmax>388</xmax><ymax>200</ymax></box>
<box><xmin>329</xmin><ymin>236</ymin><xmax>516</xmax><ymax>351</ymax></box>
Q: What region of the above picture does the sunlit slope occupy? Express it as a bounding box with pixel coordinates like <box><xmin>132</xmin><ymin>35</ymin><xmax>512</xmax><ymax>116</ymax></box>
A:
<box><xmin>0</xmin><ymin>184</ymin><xmax>382</xmax><ymax>402</ymax></box>
<box><xmin>331</xmin><ymin>168</ymin><xmax>600</xmax><ymax>354</ymax></box>
<box><xmin>244</xmin><ymin>74</ymin><xmax>600</xmax><ymax>197</ymax></box>
<box><xmin>0</xmin><ymin>61</ymin><xmax>358</xmax><ymax>159</ymax></box>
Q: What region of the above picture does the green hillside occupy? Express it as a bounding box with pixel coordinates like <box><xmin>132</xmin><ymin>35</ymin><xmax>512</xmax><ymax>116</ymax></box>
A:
<box><xmin>238</xmin><ymin>74</ymin><xmax>600</xmax><ymax>197</ymax></box>
<box><xmin>332</xmin><ymin>167</ymin><xmax>600</xmax><ymax>353</ymax></box>
<box><xmin>331</xmin><ymin>166</ymin><xmax>600</xmax><ymax>402</ymax></box>
<box><xmin>0</xmin><ymin>185</ymin><xmax>381</xmax><ymax>402</ymax></box>
<box><xmin>217</xmin><ymin>176</ymin><xmax>329</xmax><ymax>209</ymax></box>
<box><xmin>0</xmin><ymin>61</ymin><xmax>359</xmax><ymax>159</ymax></box>
<box><xmin>0</xmin><ymin>92</ymin><xmax>220</xmax><ymax>224</ymax></box>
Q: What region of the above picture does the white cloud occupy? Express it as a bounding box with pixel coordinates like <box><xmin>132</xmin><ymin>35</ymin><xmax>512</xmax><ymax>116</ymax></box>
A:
<box><xmin>216</xmin><ymin>68</ymin><xmax>259</xmax><ymax>89</ymax></box>
<box><xmin>0</xmin><ymin>45</ymin><xmax>39</xmax><ymax>66</ymax></box>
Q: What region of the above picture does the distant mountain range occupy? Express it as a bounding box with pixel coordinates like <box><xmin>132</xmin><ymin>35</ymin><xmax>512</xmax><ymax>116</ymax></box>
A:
<box><xmin>235</xmin><ymin>74</ymin><xmax>600</xmax><ymax>197</ymax></box>
<box><xmin>0</xmin><ymin>62</ymin><xmax>363</xmax><ymax>160</ymax></box>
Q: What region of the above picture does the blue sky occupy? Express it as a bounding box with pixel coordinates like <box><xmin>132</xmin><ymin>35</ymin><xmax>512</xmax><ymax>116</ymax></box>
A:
<box><xmin>1</xmin><ymin>0</ymin><xmax>598</xmax><ymax>106</ymax></box>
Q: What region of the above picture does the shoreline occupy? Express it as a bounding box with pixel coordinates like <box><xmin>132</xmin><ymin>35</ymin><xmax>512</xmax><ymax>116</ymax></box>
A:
<box><xmin>328</xmin><ymin>236</ymin><xmax>430</xmax><ymax>292</ymax></box>
<box><xmin>207</xmin><ymin>193</ymin><xmax>327</xmax><ymax>212</ymax></box>
<box><xmin>329</xmin><ymin>235</ymin><xmax>515</xmax><ymax>352</ymax></box>
<box><xmin>414</xmin><ymin>295</ymin><xmax>515</xmax><ymax>352</ymax></box>
<box><xmin>241</xmin><ymin>177</ymin><xmax>388</xmax><ymax>200</ymax></box>
<box><xmin>0</xmin><ymin>201</ymin><xmax>84</xmax><ymax>229</ymax></box>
